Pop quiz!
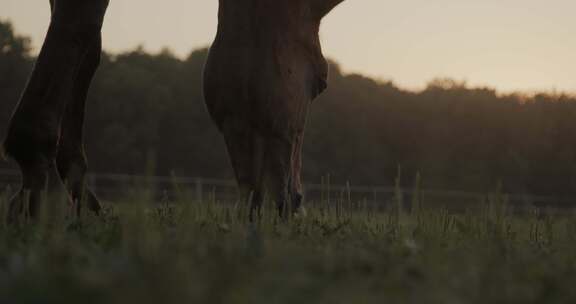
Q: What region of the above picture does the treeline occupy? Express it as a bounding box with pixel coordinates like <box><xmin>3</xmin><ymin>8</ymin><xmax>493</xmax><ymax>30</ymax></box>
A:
<box><xmin>1</xmin><ymin>20</ymin><xmax>576</xmax><ymax>196</ymax></box>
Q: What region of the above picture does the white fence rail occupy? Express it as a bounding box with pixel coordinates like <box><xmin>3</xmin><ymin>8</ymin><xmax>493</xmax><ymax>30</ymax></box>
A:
<box><xmin>1</xmin><ymin>169</ymin><xmax>574</xmax><ymax>213</ymax></box>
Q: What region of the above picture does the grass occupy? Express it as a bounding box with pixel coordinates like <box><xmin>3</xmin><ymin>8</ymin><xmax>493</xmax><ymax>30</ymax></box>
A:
<box><xmin>1</xmin><ymin>186</ymin><xmax>576</xmax><ymax>303</ymax></box>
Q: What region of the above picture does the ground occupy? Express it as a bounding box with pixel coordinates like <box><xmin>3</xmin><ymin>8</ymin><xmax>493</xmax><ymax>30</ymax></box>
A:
<box><xmin>1</xmin><ymin>188</ymin><xmax>576</xmax><ymax>303</ymax></box>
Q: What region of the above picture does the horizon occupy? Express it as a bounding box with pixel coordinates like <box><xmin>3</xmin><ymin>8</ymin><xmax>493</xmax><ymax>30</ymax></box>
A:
<box><xmin>1</xmin><ymin>0</ymin><xmax>576</xmax><ymax>94</ymax></box>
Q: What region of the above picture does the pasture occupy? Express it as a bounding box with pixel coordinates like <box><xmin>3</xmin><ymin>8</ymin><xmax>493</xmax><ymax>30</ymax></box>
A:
<box><xmin>1</xmin><ymin>185</ymin><xmax>576</xmax><ymax>303</ymax></box>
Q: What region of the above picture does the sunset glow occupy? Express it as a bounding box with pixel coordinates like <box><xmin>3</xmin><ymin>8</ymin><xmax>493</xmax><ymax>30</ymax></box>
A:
<box><xmin>1</xmin><ymin>0</ymin><xmax>575</xmax><ymax>93</ymax></box>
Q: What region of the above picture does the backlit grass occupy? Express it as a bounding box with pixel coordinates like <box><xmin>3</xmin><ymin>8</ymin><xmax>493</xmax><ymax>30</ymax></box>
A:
<box><xmin>1</xmin><ymin>187</ymin><xmax>576</xmax><ymax>303</ymax></box>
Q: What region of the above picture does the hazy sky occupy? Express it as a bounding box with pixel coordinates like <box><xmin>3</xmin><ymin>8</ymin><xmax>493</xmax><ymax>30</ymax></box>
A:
<box><xmin>1</xmin><ymin>0</ymin><xmax>576</xmax><ymax>93</ymax></box>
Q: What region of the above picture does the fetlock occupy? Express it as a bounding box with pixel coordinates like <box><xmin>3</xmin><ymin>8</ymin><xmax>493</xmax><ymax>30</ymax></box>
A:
<box><xmin>56</xmin><ymin>151</ymin><xmax>101</xmax><ymax>215</ymax></box>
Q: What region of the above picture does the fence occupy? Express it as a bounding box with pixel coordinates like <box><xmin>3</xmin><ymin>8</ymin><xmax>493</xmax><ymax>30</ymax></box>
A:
<box><xmin>1</xmin><ymin>169</ymin><xmax>574</xmax><ymax>213</ymax></box>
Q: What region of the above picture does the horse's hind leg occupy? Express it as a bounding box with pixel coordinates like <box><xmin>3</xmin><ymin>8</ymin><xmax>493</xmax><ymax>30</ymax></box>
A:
<box><xmin>56</xmin><ymin>36</ymin><xmax>102</xmax><ymax>216</ymax></box>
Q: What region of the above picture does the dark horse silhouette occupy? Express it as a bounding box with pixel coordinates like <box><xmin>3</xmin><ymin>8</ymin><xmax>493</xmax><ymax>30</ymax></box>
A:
<box><xmin>3</xmin><ymin>0</ymin><xmax>345</xmax><ymax>222</ymax></box>
<box><xmin>2</xmin><ymin>0</ymin><xmax>109</xmax><ymax>220</ymax></box>
<box><xmin>203</xmin><ymin>0</ymin><xmax>345</xmax><ymax>220</ymax></box>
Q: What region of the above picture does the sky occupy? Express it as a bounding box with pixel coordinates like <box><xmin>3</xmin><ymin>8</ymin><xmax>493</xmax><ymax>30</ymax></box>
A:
<box><xmin>1</xmin><ymin>0</ymin><xmax>576</xmax><ymax>93</ymax></box>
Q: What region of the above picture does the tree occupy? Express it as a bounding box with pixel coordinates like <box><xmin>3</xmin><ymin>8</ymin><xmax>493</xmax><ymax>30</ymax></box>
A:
<box><xmin>2</xmin><ymin>20</ymin><xmax>576</xmax><ymax>197</ymax></box>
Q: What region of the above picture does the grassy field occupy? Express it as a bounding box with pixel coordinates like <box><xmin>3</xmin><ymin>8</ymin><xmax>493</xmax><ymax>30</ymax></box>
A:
<box><xmin>1</xmin><ymin>188</ymin><xmax>576</xmax><ymax>304</ymax></box>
